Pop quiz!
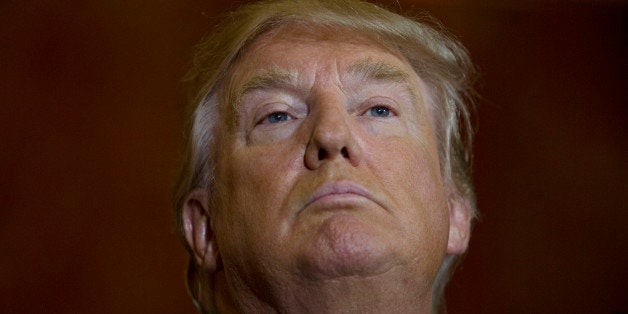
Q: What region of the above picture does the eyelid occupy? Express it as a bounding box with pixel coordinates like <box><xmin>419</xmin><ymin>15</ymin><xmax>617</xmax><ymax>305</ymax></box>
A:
<box><xmin>253</xmin><ymin>102</ymin><xmax>299</xmax><ymax>126</ymax></box>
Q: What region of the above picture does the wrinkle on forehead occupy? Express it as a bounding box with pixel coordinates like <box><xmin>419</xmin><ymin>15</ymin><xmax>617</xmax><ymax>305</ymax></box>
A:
<box><xmin>235</xmin><ymin>57</ymin><xmax>418</xmax><ymax>104</ymax></box>
<box><xmin>227</xmin><ymin>24</ymin><xmax>406</xmax><ymax>90</ymax></box>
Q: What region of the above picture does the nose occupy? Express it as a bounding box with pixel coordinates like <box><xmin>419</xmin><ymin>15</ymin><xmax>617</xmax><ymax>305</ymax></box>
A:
<box><xmin>304</xmin><ymin>102</ymin><xmax>363</xmax><ymax>170</ymax></box>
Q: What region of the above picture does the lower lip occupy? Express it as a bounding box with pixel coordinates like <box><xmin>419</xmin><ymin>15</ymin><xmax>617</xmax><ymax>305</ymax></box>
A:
<box><xmin>306</xmin><ymin>193</ymin><xmax>368</xmax><ymax>210</ymax></box>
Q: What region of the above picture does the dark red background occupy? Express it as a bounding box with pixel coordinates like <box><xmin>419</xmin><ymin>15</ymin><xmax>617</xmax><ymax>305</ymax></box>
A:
<box><xmin>1</xmin><ymin>0</ymin><xmax>626</xmax><ymax>313</ymax></box>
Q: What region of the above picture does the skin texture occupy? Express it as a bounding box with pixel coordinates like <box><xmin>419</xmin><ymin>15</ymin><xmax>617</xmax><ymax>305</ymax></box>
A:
<box><xmin>183</xmin><ymin>27</ymin><xmax>471</xmax><ymax>313</ymax></box>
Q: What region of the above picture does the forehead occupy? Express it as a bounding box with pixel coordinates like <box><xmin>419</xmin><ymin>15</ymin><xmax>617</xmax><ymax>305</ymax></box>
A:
<box><xmin>229</xmin><ymin>26</ymin><xmax>418</xmax><ymax>86</ymax></box>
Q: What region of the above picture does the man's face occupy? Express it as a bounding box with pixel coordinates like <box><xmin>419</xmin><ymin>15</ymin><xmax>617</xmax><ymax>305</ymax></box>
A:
<box><xmin>211</xmin><ymin>28</ymin><xmax>458</xmax><ymax>294</ymax></box>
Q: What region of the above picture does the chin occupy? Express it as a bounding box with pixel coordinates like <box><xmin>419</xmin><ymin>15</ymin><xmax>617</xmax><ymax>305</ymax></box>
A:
<box><xmin>296</xmin><ymin>213</ymin><xmax>398</xmax><ymax>279</ymax></box>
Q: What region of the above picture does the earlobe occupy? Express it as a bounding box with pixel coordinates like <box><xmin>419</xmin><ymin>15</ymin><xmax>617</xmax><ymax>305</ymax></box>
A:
<box><xmin>182</xmin><ymin>188</ymin><xmax>221</xmax><ymax>273</ymax></box>
<box><xmin>446</xmin><ymin>195</ymin><xmax>472</xmax><ymax>255</ymax></box>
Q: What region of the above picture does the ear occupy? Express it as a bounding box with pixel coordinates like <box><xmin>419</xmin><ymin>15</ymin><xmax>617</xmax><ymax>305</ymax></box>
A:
<box><xmin>182</xmin><ymin>188</ymin><xmax>221</xmax><ymax>273</ymax></box>
<box><xmin>446</xmin><ymin>194</ymin><xmax>473</xmax><ymax>255</ymax></box>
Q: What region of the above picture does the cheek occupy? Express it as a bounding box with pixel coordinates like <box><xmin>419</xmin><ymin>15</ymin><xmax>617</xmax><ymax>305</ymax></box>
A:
<box><xmin>366</xmin><ymin>134</ymin><xmax>449</xmax><ymax>232</ymax></box>
<box><xmin>369</xmin><ymin>132</ymin><xmax>443</xmax><ymax>193</ymax></box>
<box><xmin>213</xmin><ymin>139</ymin><xmax>302</xmax><ymax>236</ymax></box>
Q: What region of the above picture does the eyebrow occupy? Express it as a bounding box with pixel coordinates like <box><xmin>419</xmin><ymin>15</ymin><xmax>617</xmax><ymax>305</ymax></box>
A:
<box><xmin>344</xmin><ymin>58</ymin><xmax>410</xmax><ymax>84</ymax></box>
<box><xmin>236</xmin><ymin>66</ymin><xmax>298</xmax><ymax>100</ymax></box>
<box><xmin>234</xmin><ymin>58</ymin><xmax>416</xmax><ymax>104</ymax></box>
<box><xmin>345</xmin><ymin>58</ymin><xmax>419</xmax><ymax>104</ymax></box>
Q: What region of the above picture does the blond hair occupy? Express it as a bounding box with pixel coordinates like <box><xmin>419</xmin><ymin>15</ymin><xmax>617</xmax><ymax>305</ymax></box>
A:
<box><xmin>174</xmin><ymin>0</ymin><xmax>477</xmax><ymax>312</ymax></box>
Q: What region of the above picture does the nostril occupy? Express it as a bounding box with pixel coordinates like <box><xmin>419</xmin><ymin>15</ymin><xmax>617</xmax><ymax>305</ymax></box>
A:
<box><xmin>318</xmin><ymin>148</ymin><xmax>327</xmax><ymax>160</ymax></box>
<box><xmin>341</xmin><ymin>147</ymin><xmax>349</xmax><ymax>158</ymax></box>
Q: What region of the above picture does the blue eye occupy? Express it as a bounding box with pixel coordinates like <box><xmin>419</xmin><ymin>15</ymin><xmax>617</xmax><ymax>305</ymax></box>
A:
<box><xmin>266</xmin><ymin>112</ymin><xmax>291</xmax><ymax>123</ymax></box>
<box><xmin>369</xmin><ymin>106</ymin><xmax>391</xmax><ymax>117</ymax></box>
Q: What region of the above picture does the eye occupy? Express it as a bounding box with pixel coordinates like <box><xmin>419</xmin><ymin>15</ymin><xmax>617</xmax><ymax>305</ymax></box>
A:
<box><xmin>265</xmin><ymin>111</ymin><xmax>291</xmax><ymax>124</ymax></box>
<box><xmin>368</xmin><ymin>106</ymin><xmax>391</xmax><ymax>117</ymax></box>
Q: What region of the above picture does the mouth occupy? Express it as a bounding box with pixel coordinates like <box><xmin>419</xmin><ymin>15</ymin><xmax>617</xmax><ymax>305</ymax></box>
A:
<box><xmin>303</xmin><ymin>180</ymin><xmax>373</xmax><ymax>210</ymax></box>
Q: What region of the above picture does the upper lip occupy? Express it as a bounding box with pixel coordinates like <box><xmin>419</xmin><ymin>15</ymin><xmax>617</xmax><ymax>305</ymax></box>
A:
<box><xmin>304</xmin><ymin>180</ymin><xmax>372</xmax><ymax>209</ymax></box>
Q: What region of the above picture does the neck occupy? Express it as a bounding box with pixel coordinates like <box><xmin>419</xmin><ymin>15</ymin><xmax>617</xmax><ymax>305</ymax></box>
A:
<box><xmin>210</xmin><ymin>268</ymin><xmax>434</xmax><ymax>313</ymax></box>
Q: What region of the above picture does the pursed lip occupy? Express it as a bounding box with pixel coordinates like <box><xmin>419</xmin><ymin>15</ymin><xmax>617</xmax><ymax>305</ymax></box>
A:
<box><xmin>303</xmin><ymin>180</ymin><xmax>373</xmax><ymax>210</ymax></box>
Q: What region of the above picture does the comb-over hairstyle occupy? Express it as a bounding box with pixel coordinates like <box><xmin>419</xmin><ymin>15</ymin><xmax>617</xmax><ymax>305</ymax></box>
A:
<box><xmin>174</xmin><ymin>0</ymin><xmax>477</xmax><ymax>312</ymax></box>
